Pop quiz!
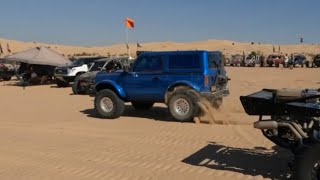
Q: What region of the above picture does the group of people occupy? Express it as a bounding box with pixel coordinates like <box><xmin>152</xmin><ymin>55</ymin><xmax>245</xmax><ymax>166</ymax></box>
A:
<box><xmin>18</xmin><ymin>63</ymin><xmax>53</xmax><ymax>85</ymax></box>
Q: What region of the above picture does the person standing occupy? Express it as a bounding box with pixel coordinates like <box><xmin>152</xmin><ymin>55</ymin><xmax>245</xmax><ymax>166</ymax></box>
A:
<box><xmin>284</xmin><ymin>54</ymin><xmax>289</xmax><ymax>68</ymax></box>
<box><xmin>288</xmin><ymin>54</ymin><xmax>294</xmax><ymax>69</ymax></box>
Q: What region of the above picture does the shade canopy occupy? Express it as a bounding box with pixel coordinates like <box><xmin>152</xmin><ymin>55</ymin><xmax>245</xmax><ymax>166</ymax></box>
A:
<box><xmin>4</xmin><ymin>46</ymin><xmax>71</xmax><ymax>66</ymax></box>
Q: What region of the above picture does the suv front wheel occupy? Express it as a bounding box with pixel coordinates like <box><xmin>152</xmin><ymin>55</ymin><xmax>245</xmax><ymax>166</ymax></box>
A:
<box><xmin>168</xmin><ymin>90</ymin><xmax>198</xmax><ymax>122</ymax></box>
<box><xmin>94</xmin><ymin>89</ymin><xmax>125</xmax><ymax>119</ymax></box>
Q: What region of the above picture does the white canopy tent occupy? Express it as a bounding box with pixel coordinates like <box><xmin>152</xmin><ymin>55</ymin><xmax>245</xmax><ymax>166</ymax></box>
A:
<box><xmin>4</xmin><ymin>46</ymin><xmax>71</xmax><ymax>66</ymax></box>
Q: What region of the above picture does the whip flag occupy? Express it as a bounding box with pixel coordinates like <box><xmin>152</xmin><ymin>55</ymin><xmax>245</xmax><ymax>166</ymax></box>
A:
<box><xmin>125</xmin><ymin>17</ymin><xmax>135</xmax><ymax>59</ymax></box>
<box><xmin>125</xmin><ymin>18</ymin><xmax>134</xmax><ymax>28</ymax></box>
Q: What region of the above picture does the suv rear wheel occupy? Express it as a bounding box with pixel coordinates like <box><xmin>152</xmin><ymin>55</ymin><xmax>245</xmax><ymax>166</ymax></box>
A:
<box><xmin>131</xmin><ymin>102</ymin><xmax>154</xmax><ymax>110</ymax></box>
<box><xmin>94</xmin><ymin>89</ymin><xmax>125</xmax><ymax>119</ymax></box>
<box><xmin>168</xmin><ymin>89</ymin><xmax>199</xmax><ymax>122</ymax></box>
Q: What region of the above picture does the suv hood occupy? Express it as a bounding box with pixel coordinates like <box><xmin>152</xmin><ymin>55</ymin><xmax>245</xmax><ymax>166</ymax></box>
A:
<box><xmin>95</xmin><ymin>70</ymin><xmax>124</xmax><ymax>83</ymax></box>
<box><xmin>79</xmin><ymin>71</ymin><xmax>99</xmax><ymax>79</ymax></box>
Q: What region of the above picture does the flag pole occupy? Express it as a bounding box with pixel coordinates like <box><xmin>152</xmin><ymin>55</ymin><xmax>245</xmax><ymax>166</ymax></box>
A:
<box><xmin>126</xmin><ymin>27</ymin><xmax>130</xmax><ymax>59</ymax></box>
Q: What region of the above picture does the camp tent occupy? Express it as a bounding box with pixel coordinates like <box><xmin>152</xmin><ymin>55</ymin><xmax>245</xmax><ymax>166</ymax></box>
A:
<box><xmin>4</xmin><ymin>46</ymin><xmax>71</xmax><ymax>66</ymax></box>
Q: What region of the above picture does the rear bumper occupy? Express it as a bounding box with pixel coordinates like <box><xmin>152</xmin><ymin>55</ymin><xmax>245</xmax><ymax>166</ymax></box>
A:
<box><xmin>200</xmin><ymin>88</ymin><xmax>230</xmax><ymax>101</ymax></box>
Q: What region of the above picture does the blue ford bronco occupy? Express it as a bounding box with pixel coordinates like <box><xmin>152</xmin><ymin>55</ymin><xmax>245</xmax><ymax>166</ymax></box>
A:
<box><xmin>94</xmin><ymin>50</ymin><xmax>230</xmax><ymax>122</ymax></box>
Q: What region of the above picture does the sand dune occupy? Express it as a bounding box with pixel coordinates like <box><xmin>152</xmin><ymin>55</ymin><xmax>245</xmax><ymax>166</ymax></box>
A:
<box><xmin>1</xmin><ymin>38</ymin><xmax>320</xmax><ymax>59</ymax></box>
<box><xmin>0</xmin><ymin>67</ymin><xmax>318</xmax><ymax>179</ymax></box>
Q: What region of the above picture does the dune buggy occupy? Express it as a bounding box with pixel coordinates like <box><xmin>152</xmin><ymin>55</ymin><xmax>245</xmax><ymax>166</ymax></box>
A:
<box><xmin>240</xmin><ymin>88</ymin><xmax>320</xmax><ymax>179</ymax></box>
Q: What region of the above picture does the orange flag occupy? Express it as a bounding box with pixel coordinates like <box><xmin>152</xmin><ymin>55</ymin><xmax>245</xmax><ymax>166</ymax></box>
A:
<box><xmin>125</xmin><ymin>18</ymin><xmax>134</xmax><ymax>28</ymax></box>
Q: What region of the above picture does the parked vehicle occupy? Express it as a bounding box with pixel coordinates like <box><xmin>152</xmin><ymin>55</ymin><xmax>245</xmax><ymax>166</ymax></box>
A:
<box><xmin>0</xmin><ymin>63</ymin><xmax>15</xmax><ymax>81</ymax></box>
<box><xmin>241</xmin><ymin>54</ymin><xmax>259</xmax><ymax>67</ymax></box>
<box><xmin>240</xmin><ymin>88</ymin><xmax>320</xmax><ymax>179</ymax></box>
<box><xmin>229</xmin><ymin>54</ymin><xmax>242</xmax><ymax>66</ymax></box>
<box><xmin>292</xmin><ymin>54</ymin><xmax>306</xmax><ymax>68</ymax></box>
<box><xmin>93</xmin><ymin>50</ymin><xmax>230</xmax><ymax>122</ymax></box>
<box><xmin>72</xmin><ymin>58</ymin><xmax>125</xmax><ymax>95</ymax></box>
<box><xmin>266</xmin><ymin>54</ymin><xmax>285</xmax><ymax>67</ymax></box>
<box><xmin>54</xmin><ymin>57</ymin><xmax>104</xmax><ymax>87</ymax></box>
<box><xmin>312</xmin><ymin>54</ymin><xmax>320</xmax><ymax>67</ymax></box>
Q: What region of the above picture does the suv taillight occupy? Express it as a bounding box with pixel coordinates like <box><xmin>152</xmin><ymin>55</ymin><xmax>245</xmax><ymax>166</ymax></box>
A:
<box><xmin>204</xmin><ymin>75</ymin><xmax>209</xmax><ymax>86</ymax></box>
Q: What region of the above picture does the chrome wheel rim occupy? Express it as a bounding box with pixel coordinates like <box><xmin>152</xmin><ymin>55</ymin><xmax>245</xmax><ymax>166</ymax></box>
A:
<box><xmin>100</xmin><ymin>97</ymin><xmax>114</xmax><ymax>113</ymax></box>
<box><xmin>174</xmin><ymin>98</ymin><xmax>190</xmax><ymax>116</ymax></box>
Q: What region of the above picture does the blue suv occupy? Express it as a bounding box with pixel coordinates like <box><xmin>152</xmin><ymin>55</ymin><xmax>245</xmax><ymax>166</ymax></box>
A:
<box><xmin>94</xmin><ymin>50</ymin><xmax>229</xmax><ymax>122</ymax></box>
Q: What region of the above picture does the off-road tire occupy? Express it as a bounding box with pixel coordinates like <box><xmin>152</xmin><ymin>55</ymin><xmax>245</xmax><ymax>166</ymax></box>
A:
<box><xmin>292</xmin><ymin>144</ymin><xmax>320</xmax><ymax>180</ymax></box>
<box><xmin>94</xmin><ymin>89</ymin><xmax>125</xmax><ymax>119</ymax></box>
<box><xmin>306</xmin><ymin>62</ymin><xmax>310</xmax><ymax>68</ymax></box>
<box><xmin>72</xmin><ymin>76</ymin><xmax>85</xmax><ymax>94</ymax></box>
<box><xmin>56</xmin><ymin>79</ymin><xmax>69</xmax><ymax>87</ymax></box>
<box><xmin>131</xmin><ymin>102</ymin><xmax>154</xmax><ymax>110</ymax></box>
<box><xmin>167</xmin><ymin>88</ymin><xmax>199</xmax><ymax>122</ymax></box>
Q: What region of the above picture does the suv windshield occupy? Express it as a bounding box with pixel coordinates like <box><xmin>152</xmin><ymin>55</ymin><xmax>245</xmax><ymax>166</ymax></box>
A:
<box><xmin>71</xmin><ymin>59</ymin><xmax>84</xmax><ymax>66</ymax></box>
<box><xmin>90</xmin><ymin>61</ymin><xmax>107</xmax><ymax>71</ymax></box>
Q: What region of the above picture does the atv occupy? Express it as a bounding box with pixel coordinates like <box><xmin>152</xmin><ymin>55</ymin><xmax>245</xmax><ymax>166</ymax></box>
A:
<box><xmin>240</xmin><ymin>88</ymin><xmax>320</xmax><ymax>180</ymax></box>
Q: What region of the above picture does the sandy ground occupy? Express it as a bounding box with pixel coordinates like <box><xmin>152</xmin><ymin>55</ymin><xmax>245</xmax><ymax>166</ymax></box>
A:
<box><xmin>0</xmin><ymin>67</ymin><xmax>319</xmax><ymax>180</ymax></box>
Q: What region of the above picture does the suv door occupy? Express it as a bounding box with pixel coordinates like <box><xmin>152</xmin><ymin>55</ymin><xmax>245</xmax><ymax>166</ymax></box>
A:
<box><xmin>123</xmin><ymin>55</ymin><xmax>166</xmax><ymax>102</ymax></box>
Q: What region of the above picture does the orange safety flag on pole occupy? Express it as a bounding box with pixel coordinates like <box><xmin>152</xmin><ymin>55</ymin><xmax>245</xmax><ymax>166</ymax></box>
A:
<box><xmin>125</xmin><ymin>18</ymin><xmax>134</xmax><ymax>28</ymax></box>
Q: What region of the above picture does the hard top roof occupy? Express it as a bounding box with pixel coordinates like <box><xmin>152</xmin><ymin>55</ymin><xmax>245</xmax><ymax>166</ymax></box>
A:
<box><xmin>138</xmin><ymin>50</ymin><xmax>220</xmax><ymax>56</ymax></box>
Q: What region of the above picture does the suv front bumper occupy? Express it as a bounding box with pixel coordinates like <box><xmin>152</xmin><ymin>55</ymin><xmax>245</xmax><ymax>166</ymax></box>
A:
<box><xmin>200</xmin><ymin>89</ymin><xmax>230</xmax><ymax>101</ymax></box>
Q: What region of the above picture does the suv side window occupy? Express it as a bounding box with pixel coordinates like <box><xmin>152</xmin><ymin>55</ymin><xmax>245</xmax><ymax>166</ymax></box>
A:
<box><xmin>133</xmin><ymin>56</ymin><xmax>163</xmax><ymax>72</ymax></box>
<box><xmin>208</xmin><ymin>53</ymin><xmax>220</xmax><ymax>68</ymax></box>
<box><xmin>168</xmin><ymin>54</ymin><xmax>200</xmax><ymax>69</ymax></box>
<box><xmin>86</xmin><ymin>59</ymin><xmax>98</xmax><ymax>67</ymax></box>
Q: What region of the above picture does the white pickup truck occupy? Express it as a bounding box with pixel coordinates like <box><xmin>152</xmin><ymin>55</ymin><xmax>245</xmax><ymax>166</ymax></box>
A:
<box><xmin>54</xmin><ymin>57</ymin><xmax>103</xmax><ymax>87</ymax></box>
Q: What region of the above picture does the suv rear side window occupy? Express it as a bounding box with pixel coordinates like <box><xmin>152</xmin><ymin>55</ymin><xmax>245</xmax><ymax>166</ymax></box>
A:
<box><xmin>168</xmin><ymin>55</ymin><xmax>200</xmax><ymax>69</ymax></box>
<box><xmin>208</xmin><ymin>53</ymin><xmax>221</xmax><ymax>68</ymax></box>
<box><xmin>133</xmin><ymin>56</ymin><xmax>163</xmax><ymax>72</ymax></box>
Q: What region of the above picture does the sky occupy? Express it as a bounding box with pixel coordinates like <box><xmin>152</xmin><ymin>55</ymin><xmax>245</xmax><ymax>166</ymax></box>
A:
<box><xmin>0</xmin><ymin>0</ymin><xmax>319</xmax><ymax>46</ymax></box>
